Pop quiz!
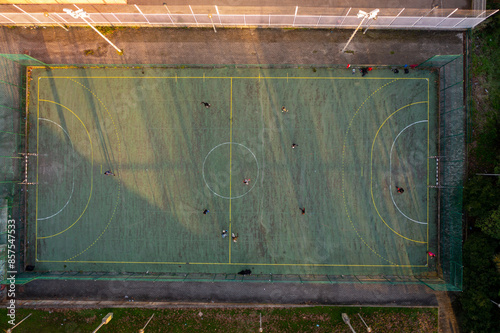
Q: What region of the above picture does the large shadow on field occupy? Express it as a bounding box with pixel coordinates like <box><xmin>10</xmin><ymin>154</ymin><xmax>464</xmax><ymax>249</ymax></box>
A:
<box><xmin>28</xmin><ymin>126</ymin><xmax>197</xmax><ymax>274</ymax></box>
<box><xmin>44</xmin><ymin>70</ymin><xmax>72</xmax><ymax>149</ymax></box>
<box><xmin>80</xmin><ymin>73</ymin><xmax>116</xmax><ymax>170</ymax></box>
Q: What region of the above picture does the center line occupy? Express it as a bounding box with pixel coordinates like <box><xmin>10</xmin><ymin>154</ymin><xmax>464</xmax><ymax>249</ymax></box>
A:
<box><xmin>229</xmin><ymin>78</ymin><xmax>233</xmax><ymax>221</ymax></box>
<box><xmin>229</xmin><ymin>78</ymin><xmax>233</xmax><ymax>264</ymax></box>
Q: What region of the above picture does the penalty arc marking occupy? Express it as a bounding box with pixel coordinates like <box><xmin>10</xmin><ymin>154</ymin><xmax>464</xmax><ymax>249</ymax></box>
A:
<box><xmin>37</xmin><ymin>100</ymin><xmax>93</xmax><ymax>240</ymax></box>
<box><xmin>389</xmin><ymin>120</ymin><xmax>428</xmax><ymax>225</ymax></box>
<box><xmin>37</xmin><ymin>118</ymin><xmax>75</xmax><ymax>221</ymax></box>
<box><xmin>370</xmin><ymin>101</ymin><xmax>428</xmax><ymax>244</ymax></box>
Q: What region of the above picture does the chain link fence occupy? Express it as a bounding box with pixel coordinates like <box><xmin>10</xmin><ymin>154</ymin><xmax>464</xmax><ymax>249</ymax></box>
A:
<box><xmin>0</xmin><ymin>54</ymin><xmax>466</xmax><ymax>291</ymax></box>
<box><xmin>418</xmin><ymin>55</ymin><xmax>465</xmax><ymax>291</ymax></box>
<box><xmin>0</xmin><ymin>5</ymin><xmax>497</xmax><ymax>30</ymax></box>
<box><xmin>0</xmin><ymin>54</ymin><xmax>28</xmax><ymax>282</ymax></box>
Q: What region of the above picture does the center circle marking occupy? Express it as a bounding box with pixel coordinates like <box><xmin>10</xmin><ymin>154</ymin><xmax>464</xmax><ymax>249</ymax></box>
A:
<box><xmin>202</xmin><ymin>142</ymin><xmax>259</xmax><ymax>199</ymax></box>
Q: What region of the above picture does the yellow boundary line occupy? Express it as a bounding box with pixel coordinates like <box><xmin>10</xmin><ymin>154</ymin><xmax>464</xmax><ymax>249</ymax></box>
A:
<box><xmin>36</xmin><ymin>100</ymin><xmax>94</xmax><ymax>239</ymax></box>
<box><xmin>369</xmin><ymin>101</ymin><xmax>428</xmax><ymax>244</ymax></box>
<box><xmin>39</xmin><ymin>76</ymin><xmax>427</xmax><ymax>80</ymax></box>
<box><xmin>35</xmin><ymin>78</ymin><xmax>39</xmax><ymax>259</ymax></box>
<box><xmin>37</xmin><ymin>259</ymin><xmax>427</xmax><ymax>267</ymax></box>
<box><xmin>33</xmin><ymin>73</ymin><xmax>432</xmax><ymax>268</ymax></box>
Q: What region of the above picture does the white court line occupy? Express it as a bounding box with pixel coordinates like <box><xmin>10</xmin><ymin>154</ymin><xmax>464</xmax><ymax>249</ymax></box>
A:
<box><xmin>390</xmin><ymin>120</ymin><xmax>428</xmax><ymax>225</ymax></box>
<box><xmin>37</xmin><ymin>118</ymin><xmax>75</xmax><ymax>221</ymax></box>
<box><xmin>202</xmin><ymin>142</ymin><xmax>259</xmax><ymax>200</ymax></box>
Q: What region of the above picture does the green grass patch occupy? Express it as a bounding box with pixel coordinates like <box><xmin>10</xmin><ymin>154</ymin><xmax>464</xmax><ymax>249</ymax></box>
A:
<box><xmin>0</xmin><ymin>306</ymin><xmax>438</xmax><ymax>333</ymax></box>
<box><xmin>460</xmin><ymin>4</ymin><xmax>500</xmax><ymax>332</ymax></box>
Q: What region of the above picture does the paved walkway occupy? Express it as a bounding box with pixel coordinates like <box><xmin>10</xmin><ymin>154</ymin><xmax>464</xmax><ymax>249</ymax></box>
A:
<box><xmin>15</xmin><ymin>280</ymin><xmax>437</xmax><ymax>305</ymax></box>
<box><xmin>12</xmin><ymin>280</ymin><xmax>459</xmax><ymax>332</ymax></box>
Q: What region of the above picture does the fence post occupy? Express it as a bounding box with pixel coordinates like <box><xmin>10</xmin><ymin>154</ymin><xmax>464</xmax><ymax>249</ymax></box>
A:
<box><xmin>412</xmin><ymin>7</ymin><xmax>435</xmax><ymax>27</ymax></box>
<box><xmin>134</xmin><ymin>5</ymin><xmax>151</xmax><ymax>25</ymax></box>
<box><xmin>0</xmin><ymin>13</ymin><xmax>16</xmax><ymax>24</ymax></box>
<box><xmin>388</xmin><ymin>8</ymin><xmax>405</xmax><ymax>27</ymax></box>
<box><xmin>13</xmin><ymin>4</ymin><xmax>41</xmax><ymax>23</ymax></box>
<box><xmin>162</xmin><ymin>3</ymin><xmax>176</xmax><ymax>26</ymax></box>
<box><xmin>54</xmin><ymin>12</ymin><xmax>68</xmax><ymax>24</ymax></box>
<box><xmin>436</xmin><ymin>8</ymin><xmax>458</xmax><ymax>28</ymax></box>
<box><xmin>189</xmin><ymin>5</ymin><xmax>199</xmax><ymax>26</ymax></box>
<box><xmin>293</xmin><ymin>6</ymin><xmax>298</xmax><ymax>26</ymax></box>
<box><xmin>215</xmin><ymin>5</ymin><xmax>222</xmax><ymax>27</ymax></box>
<box><xmin>339</xmin><ymin>7</ymin><xmax>351</xmax><ymax>28</ymax></box>
<box><xmin>452</xmin><ymin>17</ymin><xmax>467</xmax><ymax>28</ymax></box>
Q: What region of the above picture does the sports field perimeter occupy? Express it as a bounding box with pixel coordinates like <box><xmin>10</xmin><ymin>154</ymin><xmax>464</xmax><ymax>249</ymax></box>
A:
<box><xmin>26</xmin><ymin>67</ymin><xmax>438</xmax><ymax>276</ymax></box>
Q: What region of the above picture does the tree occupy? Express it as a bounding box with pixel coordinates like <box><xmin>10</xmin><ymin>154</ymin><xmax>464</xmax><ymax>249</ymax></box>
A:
<box><xmin>459</xmin><ymin>233</ymin><xmax>500</xmax><ymax>332</ymax></box>
<box><xmin>477</xmin><ymin>206</ymin><xmax>500</xmax><ymax>239</ymax></box>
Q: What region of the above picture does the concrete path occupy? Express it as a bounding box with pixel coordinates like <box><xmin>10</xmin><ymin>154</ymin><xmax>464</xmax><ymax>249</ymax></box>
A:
<box><xmin>15</xmin><ymin>280</ymin><xmax>437</xmax><ymax>306</ymax></box>
<box><xmin>12</xmin><ymin>279</ymin><xmax>459</xmax><ymax>332</ymax></box>
<box><xmin>0</xmin><ymin>27</ymin><xmax>463</xmax><ymax>66</ymax></box>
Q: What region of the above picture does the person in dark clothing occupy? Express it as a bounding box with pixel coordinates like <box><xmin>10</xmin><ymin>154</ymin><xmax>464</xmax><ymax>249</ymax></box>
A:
<box><xmin>238</xmin><ymin>269</ymin><xmax>252</xmax><ymax>275</ymax></box>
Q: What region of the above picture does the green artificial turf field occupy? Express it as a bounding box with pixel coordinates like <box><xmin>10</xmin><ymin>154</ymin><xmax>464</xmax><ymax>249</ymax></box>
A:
<box><xmin>25</xmin><ymin>66</ymin><xmax>438</xmax><ymax>276</ymax></box>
